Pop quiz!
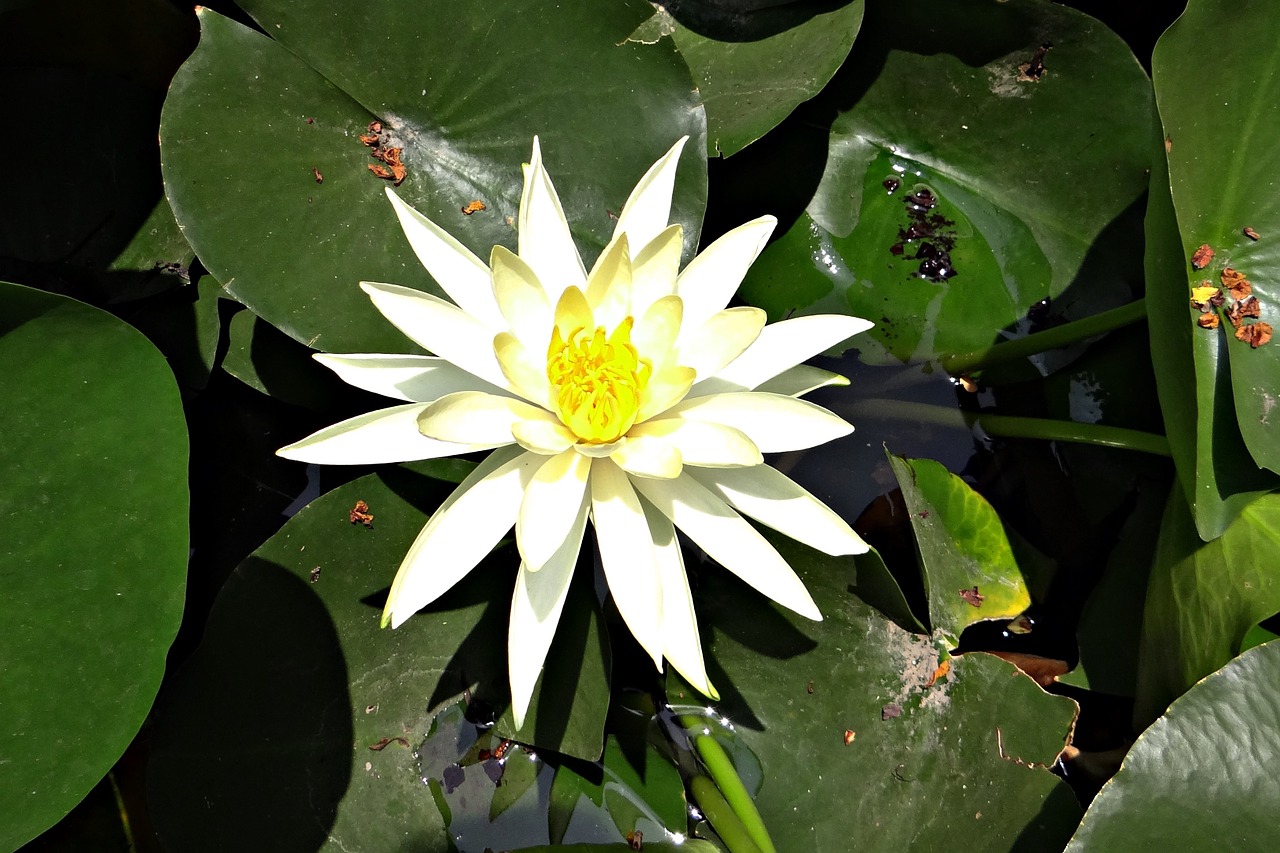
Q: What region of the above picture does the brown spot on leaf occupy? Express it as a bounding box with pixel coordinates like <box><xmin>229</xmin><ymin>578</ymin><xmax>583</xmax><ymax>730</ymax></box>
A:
<box><xmin>1235</xmin><ymin>321</ymin><xmax>1273</xmax><ymax>348</ymax></box>
<box><xmin>1227</xmin><ymin>296</ymin><xmax>1261</xmax><ymax>328</ymax></box>
<box><xmin>1164</xmin><ymin>136</ymin><xmax>1173</xmax><ymax>153</ymax></box>
<box><xmin>309</xmin><ymin>566</ymin><xmax>321</xmax><ymax>583</ymax></box>
<box><xmin>368</xmin><ymin>164</ymin><xmax>392</xmax><ymax>180</ymax></box>
<box><xmin>1221</xmin><ymin>267</ymin><xmax>1252</xmax><ymax>300</ymax></box>
<box><xmin>1016</xmin><ymin>43</ymin><xmax>1053</xmax><ymax>81</ymax></box>
<box><xmin>349</xmin><ymin>500</ymin><xmax>374</xmax><ymax>527</ymax></box>
<box><xmin>881</xmin><ymin>703</ymin><xmax>902</xmax><ymax>720</ymax></box>
<box><xmin>985</xmin><ymin>650</ymin><xmax>1069</xmax><ymax>687</ymax></box>
<box><xmin>1198</xmin><ymin>312</ymin><xmax>1220</xmax><ymax>329</ymax></box>
<box><xmin>312</xmin><ymin>167</ymin><xmax>323</xmax><ymax>184</ymax></box>
<box><xmin>958</xmin><ymin>586</ymin><xmax>984</xmax><ymax>607</ymax></box>
<box><xmin>1244</xmin><ymin>226</ymin><xmax>1260</xmax><ymax>241</ymax></box>
<box><xmin>368</xmin><ymin>737</ymin><xmax>410</xmax><ymax>751</ymax></box>
<box><xmin>1191</xmin><ymin>244</ymin><xmax>1214</xmax><ymax>270</ymax></box>
<box><xmin>461</xmin><ymin>199</ymin><xmax>487</xmax><ymax>215</ymax></box>
<box><xmin>843</xmin><ymin>729</ymin><xmax>856</xmax><ymax>745</ymax></box>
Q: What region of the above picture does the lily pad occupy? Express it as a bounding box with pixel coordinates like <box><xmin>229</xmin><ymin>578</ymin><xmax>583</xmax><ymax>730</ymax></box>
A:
<box><xmin>739</xmin><ymin>0</ymin><xmax>1156</xmax><ymax>366</ymax></box>
<box><xmin>627</xmin><ymin>1</ymin><xmax>863</xmax><ymax>157</ymax></box>
<box><xmin>1151</xmin><ymin>0</ymin><xmax>1280</xmax><ymax>477</ymax></box>
<box><xmin>1134</xmin><ymin>489</ymin><xmax>1280</xmax><ymax>727</ymax></box>
<box><xmin>148</xmin><ymin>464</ymin><xmax>611</xmax><ymax>852</ymax></box>
<box><xmin>161</xmin><ymin>1</ymin><xmax>707</xmax><ymax>354</ymax></box>
<box><xmin>1067</xmin><ymin>639</ymin><xmax>1280</xmax><ymax>851</ymax></box>
<box><xmin>890</xmin><ymin>453</ymin><xmax>1031</xmax><ymax>643</ymax></box>
<box><xmin>673</xmin><ymin>531</ymin><xmax>1080</xmax><ymax>851</ymax></box>
<box><xmin>0</xmin><ymin>282</ymin><xmax>187</xmax><ymax>851</ymax></box>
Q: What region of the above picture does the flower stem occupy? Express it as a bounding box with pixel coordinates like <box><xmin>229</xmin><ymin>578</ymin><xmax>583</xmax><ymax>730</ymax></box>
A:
<box><xmin>849</xmin><ymin>399</ymin><xmax>1171</xmax><ymax>456</ymax></box>
<box><xmin>689</xmin><ymin>775</ymin><xmax>765</xmax><ymax>853</ymax></box>
<box><xmin>680</xmin><ymin>715</ymin><xmax>776</xmax><ymax>853</ymax></box>
<box><xmin>941</xmin><ymin>299</ymin><xmax>1147</xmax><ymax>376</ymax></box>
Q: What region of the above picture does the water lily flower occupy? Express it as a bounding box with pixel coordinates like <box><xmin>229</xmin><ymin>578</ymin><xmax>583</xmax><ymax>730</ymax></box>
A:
<box><xmin>278</xmin><ymin>137</ymin><xmax>872</xmax><ymax>727</ymax></box>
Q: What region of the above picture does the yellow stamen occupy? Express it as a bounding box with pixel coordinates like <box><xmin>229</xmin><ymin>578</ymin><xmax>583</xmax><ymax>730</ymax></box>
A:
<box><xmin>547</xmin><ymin>315</ymin><xmax>651</xmax><ymax>444</ymax></box>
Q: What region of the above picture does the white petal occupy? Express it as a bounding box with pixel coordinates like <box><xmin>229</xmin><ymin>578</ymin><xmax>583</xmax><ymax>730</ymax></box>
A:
<box><xmin>676</xmin><ymin>307</ymin><xmax>765</xmax><ymax>381</ymax></box>
<box><xmin>360</xmin><ymin>282</ymin><xmax>509</xmax><ymax>389</ymax></box>
<box><xmin>517</xmin><ymin>449</ymin><xmax>591</xmax><ymax>571</ymax></box>
<box><xmin>613</xmin><ymin>137</ymin><xmax>686</xmax><ymax>252</ymax></box>
<box><xmin>663</xmin><ymin>392</ymin><xmax>852</xmax><ymax>452</ymax></box>
<box><xmin>694</xmin><ymin>314</ymin><xmax>873</xmax><ymax>395</ymax></box>
<box><xmin>584</xmin><ymin>234</ymin><xmax>632</xmax><ymax>332</ymax></box>
<box><xmin>753</xmin><ymin>365</ymin><xmax>848</xmax><ymax>397</ymax></box>
<box><xmin>628</xmin><ymin>417</ymin><xmax>761</xmax><ymax>468</ymax></box>
<box><xmin>383</xmin><ymin>188</ymin><xmax>505</xmax><ymax>329</ymax></box>
<box><xmin>590</xmin><ymin>459</ymin><xmax>665</xmax><ymax>667</ymax></box>
<box><xmin>508</xmin><ymin>494</ymin><xmax>588</xmax><ymax>729</ymax></box>
<box><xmin>490</xmin><ymin>246</ymin><xmax>552</xmax><ymax>347</ymax></box>
<box><xmin>610</xmin><ymin>433</ymin><xmax>683</xmax><ymax>480</ymax></box>
<box><xmin>640</xmin><ymin>501</ymin><xmax>717</xmax><ymax>699</ymax></box>
<box><xmin>519</xmin><ymin>137</ymin><xmax>586</xmax><ymax>302</ymax></box>
<box><xmin>630</xmin><ymin>224</ymin><xmax>683</xmax><ymax>320</ymax></box>
<box><xmin>675</xmin><ymin>216</ymin><xmax>776</xmax><ymax>332</ymax></box>
<box><xmin>417</xmin><ymin>391</ymin><xmax>553</xmax><ymax>446</ymax></box>
<box><xmin>314</xmin><ymin>353</ymin><xmax>504</xmax><ymax>403</ymax></box>
<box><xmin>631</xmin><ymin>474</ymin><xmax>822</xmax><ymax>620</ymax></box>
<box><xmin>512</xmin><ymin>419</ymin><xmax>578</xmax><ymax>455</ymax></box>
<box><xmin>632</xmin><ymin>295</ymin><xmax>683</xmax><ymax>376</ymax></box>
<box><xmin>277</xmin><ymin>403</ymin><xmax>488</xmax><ymax>464</ymax></box>
<box><xmin>494</xmin><ymin>332</ymin><xmax>554</xmax><ymax>410</ymax></box>
<box><xmin>689</xmin><ymin>465</ymin><xmax>869</xmax><ymax>556</ymax></box>
<box><xmin>384</xmin><ymin>446</ymin><xmax>541</xmax><ymax>628</ymax></box>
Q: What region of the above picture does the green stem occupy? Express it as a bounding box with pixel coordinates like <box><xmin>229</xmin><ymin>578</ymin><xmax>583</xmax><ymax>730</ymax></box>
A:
<box><xmin>108</xmin><ymin>771</ymin><xmax>136</xmax><ymax>852</ymax></box>
<box><xmin>689</xmin><ymin>775</ymin><xmax>764</xmax><ymax>853</ymax></box>
<box><xmin>680</xmin><ymin>716</ymin><xmax>776</xmax><ymax>853</ymax></box>
<box><xmin>941</xmin><ymin>299</ymin><xmax>1147</xmax><ymax>376</ymax></box>
<box><xmin>849</xmin><ymin>399</ymin><xmax>1171</xmax><ymax>457</ymax></box>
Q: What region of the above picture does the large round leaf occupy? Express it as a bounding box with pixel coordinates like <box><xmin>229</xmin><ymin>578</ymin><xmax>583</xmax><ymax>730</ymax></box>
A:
<box><xmin>148</xmin><ymin>464</ymin><xmax>611</xmax><ymax>852</ymax></box>
<box><xmin>0</xmin><ymin>282</ymin><xmax>188</xmax><ymax>851</ymax></box>
<box><xmin>676</xmin><ymin>532</ymin><xmax>1080</xmax><ymax>851</ymax></box>
<box><xmin>1068</xmin><ymin>639</ymin><xmax>1280</xmax><ymax>851</ymax></box>
<box><xmin>739</xmin><ymin>0</ymin><xmax>1155</xmax><ymax>365</ymax></box>
<box><xmin>161</xmin><ymin>1</ymin><xmax>707</xmax><ymax>354</ymax></box>
<box><xmin>627</xmin><ymin>1</ymin><xmax>864</xmax><ymax>157</ymax></box>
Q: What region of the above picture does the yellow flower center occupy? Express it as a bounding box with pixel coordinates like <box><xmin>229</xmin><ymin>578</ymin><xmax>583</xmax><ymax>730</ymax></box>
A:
<box><xmin>547</xmin><ymin>316</ymin><xmax>651</xmax><ymax>444</ymax></box>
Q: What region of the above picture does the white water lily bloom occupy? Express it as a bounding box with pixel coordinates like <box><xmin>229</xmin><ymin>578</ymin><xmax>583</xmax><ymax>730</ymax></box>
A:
<box><xmin>278</xmin><ymin>137</ymin><xmax>873</xmax><ymax>727</ymax></box>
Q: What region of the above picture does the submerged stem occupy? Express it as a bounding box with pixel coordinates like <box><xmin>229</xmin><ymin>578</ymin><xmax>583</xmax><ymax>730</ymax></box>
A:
<box><xmin>941</xmin><ymin>299</ymin><xmax>1147</xmax><ymax>376</ymax></box>
<box><xmin>689</xmin><ymin>775</ymin><xmax>765</xmax><ymax>853</ymax></box>
<box><xmin>849</xmin><ymin>398</ymin><xmax>1171</xmax><ymax>457</ymax></box>
<box><xmin>680</xmin><ymin>715</ymin><xmax>776</xmax><ymax>853</ymax></box>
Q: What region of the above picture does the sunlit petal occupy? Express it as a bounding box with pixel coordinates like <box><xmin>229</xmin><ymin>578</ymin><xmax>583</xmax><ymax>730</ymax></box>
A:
<box><xmin>631</xmin><ymin>474</ymin><xmax>822</xmax><ymax>620</ymax></box>
<box><xmin>552</xmin><ymin>285</ymin><xmax>595</xmax><ymax>339</ymax></box>
<box><xmin>663</xmin><ymin>392</ymin><xmax>852</xmax><ymax>452</ymax></box>
<box><xmin>630</xmin><ymin>417</ymin><xmax>761</xmax><ymax>468</ymax></box>
<box><xmin>494</xmin><ymin>332</ymin><xmax>554</xmax><ymax>409</ymax></box>
<box><xmin>383</xmin><ymin>446</ymin><xmax>541</xmax><ymax>628</ymax></box>
<box><xmin>688</xmin><ymin>465</ymin><xmax>869</xmax><ymax>556</ymax></box>
<box><xmin>517</xmin><ymin>449</ymin><xmax>591</xmax><ymax>571</ymax></box>
<box><xmin>511</xmin><ymin>419</ymin><xmax>578</xmax><ymax>455</ymax></box>
<box><xmin>693</xmin><ymin>314</ymin><xmax>873</xmax><ymax>395</ymax></box>
<box><xmin>277</xmin><ymin>403</ymin><xmax>489</xmax><ymax>464</ymax></box>
<box><xmin>613</xmin><ymin>136</ymin><xmax>687</xmax><ymax>252</ymax></box>
<box><xmin>417</xmin><ymin>390</ymin><xmax>556</xmax><ymax>446</ymax></box>
<box><xmin>611</xmin><ymin>432</ymin><xmax>683</xmax><ymax>479</ymax></box>
<box><xmin>635</xmin><ymin>364</ymin><xmax>696</xmax><ymax>423</ymax></box>
<box><xmin>753</xmin><ymin>365</ymin><xmax>848</xmax><ymax>397</ymax></box>
<box><xmin>508</xmin><ymin>495</ymin><xmax>588</xmax><ymax>728</ymax></box>
<box><xmin>383</xmin><ymin>188</ymin><xmax>505</xmax><ymax>330</ymax></box>
<box><xmin>584</xmin><ymin>234</ymin><xmax>632</xmax><ymax>331</ymax></box>
<box><xmin>491</xmin><ymin>245</ymin><xmax>552</xmax><ymax>346</ymax></box>
<box><xmin>675</xmin><ymin>216</ymin><xmax>776</xmax><ymax>331</ymax></box>
<box><xmin>360</xmin><ymin>282</ymin><xmax>509</xmax><ymax>389</ymax></box>
<box><xmin>677</xmin><ymin>307</ymin><xmax>765</xmax><ymax>381</ymax></box>
<box><xmin>633</xmin><ymin>295</ymin><xmax>683</xmax><ymax>376</ymax></box>
<box><xmin>519</xmin><ymin>137</ymin><xmax>586</xmax><ymax>300</ymax></box>
<box><xmin>630</xmin><ymin>224</ymin><xmax>683</xmax><ymax>320</ymax></box>
<box><xmin>313</xmin><ymin>353</ymin><xmax>504</xmax><ymax>403</ymax></box>
<box><xmin>641</xmin><ymin>500</ymin><xmax>717</xmax><ymax>699</ymax></box>
<box><xmin>590</xmin><ymin>459</ymin><xmax>665</xmax><ymax>667</ymax></box>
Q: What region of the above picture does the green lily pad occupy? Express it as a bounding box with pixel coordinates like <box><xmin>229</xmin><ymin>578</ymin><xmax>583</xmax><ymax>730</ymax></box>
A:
<box><xmin>0</xmin><ymin>282</ymin><xmax>187</xmax><ymax>851</ymax></box>
<box><xmin>672</xmin><ymin>532</ymin><xmax>1080</xmax><ymax>851</ymax></box>
<box><xmin>1067</xmin><ymin>639</ymin><xmax>1280</xmax><ymax>851</ymax></box>
<box><xmin>1151</xmin><ymin>0</ymin><xmax>1280</xmax><ymax>477</ymax></box>
<box><xmin>739</xmin><ymin>0</ymin><xmax>1156</xmax><ymax>366</ymax></box>
<box><xmin>221</xmin><ymin>310</ymin><xmax>344</xmax><ymax>409</ymax></box>
<box><xmin>148</xmin><ymin>464</ymin><xmax>611</xmax><ymax>852</ymax></box>
<box><xmin>890</xmin><ymin>453</ymin><xmax>1031</xmax><ymax>643</ymax></box>
<box><xmin>1134</xmin><ymin>489</ymin><xmax>1280</xmax><ymax>727</ymax></box>
<box><xmin>627</xmin><ymin>1</ymin><xmax>863</xmax><ymax>157</ymax></box>
<box><xmin>161</xmin><ymin>1</ymin><xmax>707</xmax><ymax>354</ymax></box>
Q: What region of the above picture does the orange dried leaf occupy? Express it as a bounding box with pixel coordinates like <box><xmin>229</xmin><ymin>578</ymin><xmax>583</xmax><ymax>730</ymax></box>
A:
<box><xmin>1244</xmin><ymin>226</ymin><xmax>1260</xmax><ymax>241</ymax></box>
<box><xmin>1198</xmin><ymin>312</ymin><xmax>1220</xmax><ymax>329</ymax></box>
<box><xmin>1234</xmin><ymin>321</ymin><xmax>1273</xmax><ymax>348</ymax></box>
<box><xmin>390</xmin><ymin>162</ymin><xmax>407</xmax><ymax>186</ymax></box>
<box><xmin>926</xmin><ymin>659</ymin><xmax>951</xmax><ymax>687</ymax></box>
<box><xmin>368</xmin><ymin>164</ymin><xmax>393</xmax><ymax>180</ymax></box>
<box><xmin>1191</xmin><ymin>243</ymin><xmax>1214</xmax><ymax>270</ymax></box>
<box><xmin>358</xmin><ymin>133</ymin><xmax>379</xmax><ymax>146</ymax></box>
<box><xmin>843</xmin><ymin>729</ymin><xmax>856</xmax><ymax>745</ymax></box>
<box><xmin>461</xmin><ymin>200</ymin><xmax>487</xmax><ymax>215</ymax></box>
<box><xmin>349</xmin><ymin>499</ymin><xmax>374</xmax><ymax>527</ymax></box>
